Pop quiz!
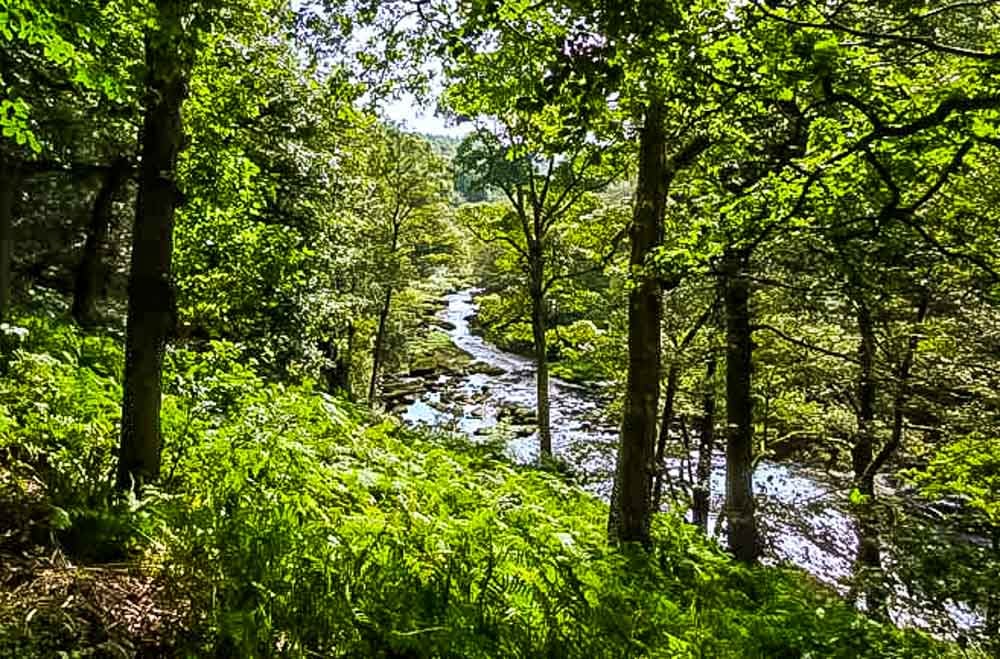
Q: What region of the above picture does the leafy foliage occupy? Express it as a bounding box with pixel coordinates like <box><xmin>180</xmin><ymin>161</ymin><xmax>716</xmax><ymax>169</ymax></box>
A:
<box><xmin>0</xmin><ymin>301</ymin><xmax>959</xmax><ymax>658</ymax></box>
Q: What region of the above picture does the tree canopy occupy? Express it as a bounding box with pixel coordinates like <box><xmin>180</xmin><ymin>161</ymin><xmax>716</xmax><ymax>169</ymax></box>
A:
<box><xmin>1</xmin><ymin>0</ymin><xmax>999</xmax><ymax>655</ymax></box>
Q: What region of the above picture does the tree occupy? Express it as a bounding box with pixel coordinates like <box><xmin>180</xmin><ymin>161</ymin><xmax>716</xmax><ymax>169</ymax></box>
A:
<box><xmin>0</xmin><ymin>0</ymin><xmax>137</xmax><ymax>323</ymax></box>
<box><xmin>439</xmin><ymin>7</ymin><xmax>627</xmax><ymax>457</ymax></box>
<box><xmin>613</xmin><ymin>99</ymin><xmax>711</xmax><ymax>543</ymax></box>
<box><xmin>362</xmin><ymin>128</ymin><xmax>452</xmax><ymax>403</ymax></box>
<box><xmin>593</xmin><ymin>0</ymin><xmax>714</xmax><ymax>546</ymax></box>
<box><xmin>116</xmin><ymin>0</ymin><xmax>194</xmax><ymax>490</ymax></box>
<box><xmin>72</xmin><ymin>157</ymin><xmax>131</xmax><ymax>327</ymax></box>
<box><xmin>453</xmin><ymin>129</ymin><xmax>623</xmax><ymax>457</ymax></box>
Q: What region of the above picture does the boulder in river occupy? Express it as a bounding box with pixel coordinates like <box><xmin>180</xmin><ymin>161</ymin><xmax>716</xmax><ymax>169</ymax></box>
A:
<box><xmin>409</xmin><ymin>363</ymin><xmax>438</xmax><ymax>378</ymax></box>
<box><xmin>498</xmin><ymin>403</ymin><xmax>537</xmax><ymax>426</ymax></box>
<box><xmin>382</xmin><ymin>378</ymin><xmax>425</xmax><ymax>403</ymax></box>
<box><xmin>432</xmin><ymin>319</ymin><xmax>458</xmax><ymax>332</ymax></box>
<box><xmin>467</xmin><ymin>361</ymin><xmax>506</xmax><ymax>377</ymax></box>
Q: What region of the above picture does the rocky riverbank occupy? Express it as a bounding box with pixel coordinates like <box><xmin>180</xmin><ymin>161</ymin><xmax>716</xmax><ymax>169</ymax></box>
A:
<box><xmin>385</xmin><ymin>288</ymin><xmax>984</xmax><ymax>641</ymax></box>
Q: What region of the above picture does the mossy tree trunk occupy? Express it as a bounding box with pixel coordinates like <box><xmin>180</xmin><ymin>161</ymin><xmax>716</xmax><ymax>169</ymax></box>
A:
<box><xmin>610</xmin><ymin>97</ymin><xmax>667</xmax><ymax>545</ymax></box>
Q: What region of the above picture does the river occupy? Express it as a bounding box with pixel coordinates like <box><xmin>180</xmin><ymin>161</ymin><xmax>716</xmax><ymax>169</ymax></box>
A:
<box><xmin>393</xmin><ymin>289</ymin><xmax>980</xmax><ymax>638</ymax></box>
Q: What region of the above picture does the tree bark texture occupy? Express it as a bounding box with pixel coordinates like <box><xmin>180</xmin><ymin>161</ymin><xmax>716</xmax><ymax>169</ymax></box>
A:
<box><xmin>369</xmin><ymin>287</ymin><xmax>393</xmax><ymax>404</ymax></box>
<box><xmin>692</xmin><ymin>355</ymin><xmax>716</xmax><ymax>533</ymax></box>
<box><xmin>117</xmin><ymin>0</ymin><xmax>191</xmax><ymax>491</ymax></box>
<box><xmin>610</xmin><ymin>98</ymin><xmax>668</xmax><ymax>545</ymax></box>
<box><xmin>723</xmin><ymin>246</ymin><xmax>760</xmax><ymax>563</ymax></box>
<box><xmin>530</xmin><ymin>280</ymin><xmax>552</xmax><ymax>458</ymax></box>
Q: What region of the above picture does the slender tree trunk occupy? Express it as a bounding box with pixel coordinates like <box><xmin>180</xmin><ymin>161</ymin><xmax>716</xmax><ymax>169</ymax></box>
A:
<box><xmin>850</xmin><ymin>297</ymin><xmax>886</xmax><ymax>617</ymax></box>
<box><xmin>73</xmin><ymin>157</ymin><xmax>129</xmax><ymax>327</ymax></box>
<box><xmin>530</xmin><ymin>285</ymin><xmax>552</xmax><ymax>458</ymax></box>
<box><xmin>610</xmin><ymin>98</ymin><xmax>667</xmax><ymax>545</ymax></box>
<box><xmin>652</xmin><ymin>303</ymin><xmax>714</xmax><ymax>509</ymax></box>
<box><xmin>850</xmin><ymin>290</ymin><xmax>930</xmax><ymax>618</ymax></box>
<box><xmin>0</xmin><ymin>158</ymin><xmax>19</xmax><ymax>325</ymax></box>
<box><xmin>678</xmin><ymin>416</ymin><xmax>694</xmax><ymax>488</ymax></box>
<box><xmin>852</xmin><ymin>300</ymin><xmax>877</xmax><ymax>496</ymax></box>
<box><xmin>987</xmin><ymin>527</ymin><xmax>999</xmax><ymax>644</ymax></box>
<box><xmin>723</xmin><ymin>246</ymin><xmax>759</xmax><ymax>563</ymax></box>
<box><xmin>369</xmin><ymin>287</ymin><xmax>393</xmax><ymax>404</ymax></box>
<box><xmin>117</xmin><ymin>0</ymin><xmax>191</xmax><ymax>491</ymax></box>
<box><xmin>321</xmin><ymin>325</ymin><xmax>353</xmax><ymax>396</ymax></box>
<box><xmin>865</xmin><ymin>290</ymin><xmax>930</xmax><ymax>481</ymax></box>
<box><xmin>343</xmin><ymin>322</ymin><xmax>355</xmax><ymax>400</ymax></box>
<box><xmin>692</xmin><ymin>355</ymin><xmax>716</xmax><ymax>533</ymax></box>
<box><xmin>651</xmin><ymin>363</ymin><xmax>679</xmax><ymax>508</ymax></box>
<box><xmin>369</xmin><ymin>218</ymin><xmax>401</xmax><ymax>405</ymax></box>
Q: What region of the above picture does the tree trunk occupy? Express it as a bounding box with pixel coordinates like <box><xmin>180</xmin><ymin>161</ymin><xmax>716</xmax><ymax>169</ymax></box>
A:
<box><xmin>344</xmin><ymin>322</ymin><xmax>356</xmax><ymax>401</ymax></box>
<box><xmin>692</xmin><ymin>355</ymin><xmax>716</xmax><ymax>533</ymax></box>
<box><xmin>987</xmin><ymin>527</ymin><xmax>999</xmax><ymax>645</ymax></box>
<box><xmin>849</xmin><ymin>297</ymin><xmax>887</xmax><ymax>617</ymax></box>
<box><xmin>73</xmin><ymin>157</ymin><xmax>129</xmax><ymax>328</ymax></box>
<box><xmin>864</xmin><ymin>290</ymin><xmax>930</xmax><ymax>482</ymax></box>
<box><xmin>0</xmin><ymin>158</ymin><xmax>19</xmax><ymax>325</ymax></box>
<box><xmin>321</xmin><ymin>324</ymin><xmax>353</xmax><ymax>396</ymax></box>
<box><xmin>723</xmin><ymin>246</ymin><xmax>759</xmax><ymax>563</ymax></box>
<box><xmin>610</xmin><ymin>98</ymin><xmax>667</xmax><ymax>545</ymax></box>
<box><xmin>117</xmin><ymin>0</ymin><xmax>191</xmax><ymax>492</ymax></box>
<box><xmin>651</xmin><ymin>363</ymin><xmax>679</xmax><ymax>509</ymax></box>
<box><xmin>369</xmin><ymin>215</ymin><xmax>402</xmax><ymax>405</ymax></box>
<box><xmin>530</xmin><ymin>285</ymin><xmax>552</xmax><ymax>458</ymax></box>
<box><xmin>850</xmin><ymin>290</ymin><xmax>930</xmax><ymax>618</ymax></box>
<box><xmin>652</xmin><ymin>303</ymin><xmax>714</xmax><ymax>509</ymax></box>
<box><xmin>852</xmin><ymin>300</ymin><xmax>877</xmax><ymax>496</ymax></box>
<box><xmin>369</xmin><ymin>287</ymin><xmax>393</xmax><ymax>404</ymax></box>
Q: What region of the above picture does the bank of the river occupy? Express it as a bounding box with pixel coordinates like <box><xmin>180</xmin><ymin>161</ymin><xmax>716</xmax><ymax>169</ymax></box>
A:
<box><xmin>386</xmin><ymin>288</ymin><xmax>984</xmax><ymax>641</ymax></box>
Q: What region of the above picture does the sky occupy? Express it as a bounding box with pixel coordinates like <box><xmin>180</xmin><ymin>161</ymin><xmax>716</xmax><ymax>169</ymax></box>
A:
<box><xmin>381</xmin><ymin>93</ymin><xmax>472</xmax><ymax>138</ymax></box>
<box><xmin>289</xmin><ymin>0</ymin><xmax>471</xmax><ymax>137</ymax></box>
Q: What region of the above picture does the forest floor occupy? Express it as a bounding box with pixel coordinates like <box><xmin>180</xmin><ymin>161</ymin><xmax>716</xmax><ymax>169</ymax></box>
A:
<box><xmin>0</xmin><ymin>470</ymin><xmax>183</xmax><ymax>656</ymax></box>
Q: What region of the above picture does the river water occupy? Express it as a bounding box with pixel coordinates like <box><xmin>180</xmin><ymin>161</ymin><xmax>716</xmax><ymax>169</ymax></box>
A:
<box><xmin>395</xmin><ymin>289</ymin><xmax>980</xmax><ymax>637</ymax></box>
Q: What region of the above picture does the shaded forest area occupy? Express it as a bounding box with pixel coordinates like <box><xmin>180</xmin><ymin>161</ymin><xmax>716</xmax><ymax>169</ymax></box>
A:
<box><xmin>1</xmin><ymin>0</ymin><xmax>999</xmax><ymax>656</ymax></box>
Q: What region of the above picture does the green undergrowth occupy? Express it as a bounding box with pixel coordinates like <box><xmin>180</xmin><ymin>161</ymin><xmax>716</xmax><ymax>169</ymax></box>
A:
<box><xmin>0</xmin><ymin>297</ymin><xmax>958</xmax><ymax>657</ymax></box>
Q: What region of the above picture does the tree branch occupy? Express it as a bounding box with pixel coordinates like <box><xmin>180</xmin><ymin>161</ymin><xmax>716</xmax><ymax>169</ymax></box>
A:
<box><xmin>751</xmin><ymin>0</ymin><xmax>1000</xmax><ymax>60</ymax></box>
